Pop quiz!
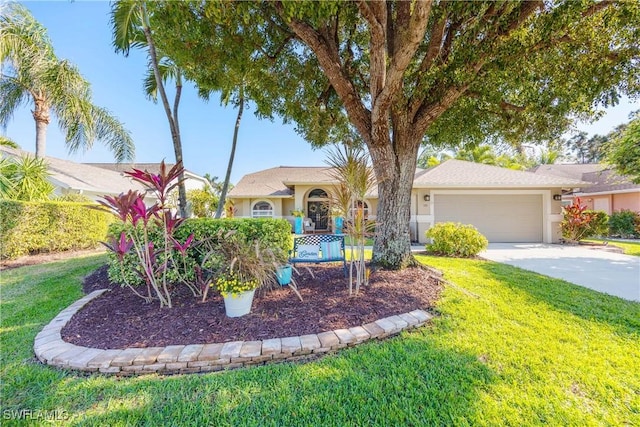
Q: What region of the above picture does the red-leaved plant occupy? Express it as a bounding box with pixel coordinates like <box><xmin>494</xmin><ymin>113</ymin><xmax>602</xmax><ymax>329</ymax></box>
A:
<box><xmin>561</xmin><ymin>197</ymin><xmax>597</xmax><ymax>243</ymax></box>
<box><xmin>99</xmin><ymin>161</ymin><xmax>195</xmax><ymax>308</ymax></box>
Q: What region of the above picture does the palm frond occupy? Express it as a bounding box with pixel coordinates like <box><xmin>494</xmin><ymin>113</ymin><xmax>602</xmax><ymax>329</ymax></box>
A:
<box><xmin>0</xmin><ymin>76</ymin><xmax>29</xmax><ymax>127</ymax></box>
<box><xmin>0</xmin><ymin>135</ymin><xmax>20</xmax><ymax>149</ymax></box>
<box><xmin>0</xmin><ymin>155</ymin><xmax>17</xmax><ymax>198</ymax></box>
<box><xmin>8</xmin><ymin>154</ymin><xmax>53</xmax><ymax>201</ymax></box>
<box><xmin>142</xmin><ymin>58</ymin><xmax>180</xmax><ymax>102</ymax></box>
<box><xmin>0</xmin><ymin>2</ymin><xmax>54</xmax><ymax>64</ymax></box>
<box><xmin>110</xmin><ymin>0</ymin><xmax>146</xmax><ymax>55</ymax></box>
<box><xmin>91</xmin><ymin>105</ymin><xmax>135</xmax><ymax>162</ymax></box>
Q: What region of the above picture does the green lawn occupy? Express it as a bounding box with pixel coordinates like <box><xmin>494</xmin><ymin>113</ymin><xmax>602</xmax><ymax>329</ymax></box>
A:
<box><xmin>1</xmin><ymin>254</ymin><xmax>638</xmax><ymax>425</ymax></box>
<box><xmin>583</xmin><ymin>238</ymin><xmax>640</xmax><ymax>256</ymax></box>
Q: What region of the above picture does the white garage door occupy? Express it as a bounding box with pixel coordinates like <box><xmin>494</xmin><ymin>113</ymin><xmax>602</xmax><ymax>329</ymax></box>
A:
<box><xmin>434</xmin><ymin>194</ymin><xmax>543</xmax><ymax>242</ymax></box>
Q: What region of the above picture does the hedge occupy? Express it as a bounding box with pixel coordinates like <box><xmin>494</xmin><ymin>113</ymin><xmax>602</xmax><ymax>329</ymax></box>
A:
<box><xmin>0</xmin><ymin>200</ymin><xmax>112</xmax><ymax>259</ymax></box>
<box><xmin>106</xmin><ymin>218</ymin><xmax>292</xmax><ymax>285</ymax></box>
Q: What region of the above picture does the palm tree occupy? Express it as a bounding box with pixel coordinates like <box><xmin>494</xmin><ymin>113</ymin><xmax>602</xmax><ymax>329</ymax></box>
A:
<box><xmin>0</xmin><ymin>3</ymin><xmax>134</xmax><ymax>161</ymax></box>
<box><xmin>206</xmin><ymin>83</ymin><xmax>244</xmax><ymax>219</ymax></box>
<box><xmin>455</xmin><ymin>145</ymin><xmax>497</xmax><ymax>165</ymax></box>
<box><xmin>111</xmin><ymin>0</ymin><xmax>188</xmax><ymax>217</ymax></box>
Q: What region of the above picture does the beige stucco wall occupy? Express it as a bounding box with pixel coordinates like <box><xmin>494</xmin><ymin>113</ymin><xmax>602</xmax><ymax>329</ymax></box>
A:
<box><xmin>230</xmin><ymin>198</ymin><xmax>291</xmax><ymax>218</ymax></box>
<box><xmin>412</xmin><ymin>188</ymin><xmax>562</xmax><ymax>244</ymax></box>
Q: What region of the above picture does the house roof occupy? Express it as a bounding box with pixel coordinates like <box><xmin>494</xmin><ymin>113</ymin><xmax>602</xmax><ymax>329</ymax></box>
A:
<box><xmin>84</xmin><ymin>162</ymin><xmax>205</xmax><ymax>181</ymax></box>
<box><xmin>530</xmin><ymin>163</ymin><xmax>640</xmax><ymax>194</ymax></box>
<box><xmin>529</xmin><ymin>164</ymin><xmax>605</xmax><ymax>181</ymax></box>
<box><xmin>575</xmin><ymin>169</ymin><xmax>640</xmax><ymax>195</ymax></box>
<box><xmin>228</xmin><ymin>166</ymin><xmax>338</xmax><ymax>198</ymax></box>
<box><xmin>229</xmin><ymin>160</ymin><xmax>585</xmax><ymax>199</ymax></box>
<box><xmin>413</xmin><ymin>159</ymin><xmax>586</xmax><ymax>188</ymax></box>
<box><xmin>0</xmin><ymin>146</ymin><xmax>146</xmax><ymax>195</ymax></box>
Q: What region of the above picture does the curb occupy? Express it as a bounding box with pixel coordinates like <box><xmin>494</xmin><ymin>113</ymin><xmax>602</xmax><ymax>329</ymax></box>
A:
<box><xmin>34</xmin><ymin>289</ymin><xmax>433</xmax><ymax>375</ymax></box>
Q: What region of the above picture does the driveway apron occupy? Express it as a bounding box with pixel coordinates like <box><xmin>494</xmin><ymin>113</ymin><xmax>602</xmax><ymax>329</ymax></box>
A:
<box><xmin>481</xmin><ymin>243</ymin><xmax>640</xmax><ymax>302</ymax></box>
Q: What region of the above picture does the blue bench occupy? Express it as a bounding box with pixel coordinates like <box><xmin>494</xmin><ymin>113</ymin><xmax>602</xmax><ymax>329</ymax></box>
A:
<box><xmin>289</xmin><ymin>234</ymin><xmax>347</xmax><ymax>276</ymax></box>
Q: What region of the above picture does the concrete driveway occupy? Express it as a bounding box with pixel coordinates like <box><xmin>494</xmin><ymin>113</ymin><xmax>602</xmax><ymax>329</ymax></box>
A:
<box><xmin>481</xmin><ymin>243</ymin><xmax>640</xmax><ymax>302</ymax></box>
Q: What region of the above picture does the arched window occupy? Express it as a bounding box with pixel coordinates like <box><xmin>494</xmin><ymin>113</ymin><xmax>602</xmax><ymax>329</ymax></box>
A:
<box><xmin>252</xmin><ymin>201</ymin><xmax>274</xmax><ymax>218</ymax></box>
<box><xmin>308</xmin><ymin>188</ymin><xmax>328</xmax><ymax>199</ymax></box>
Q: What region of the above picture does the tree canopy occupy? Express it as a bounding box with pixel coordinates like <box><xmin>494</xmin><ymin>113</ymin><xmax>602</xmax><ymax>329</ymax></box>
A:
<box><xmin>608</xmin><ymin>112</ymin><xmax>640</xmax><ymax>183</ymax></box>
<box><xmin>153</xmin><ymin>0</ymin><xmax>640</xmax><ymax>268</ymax></box>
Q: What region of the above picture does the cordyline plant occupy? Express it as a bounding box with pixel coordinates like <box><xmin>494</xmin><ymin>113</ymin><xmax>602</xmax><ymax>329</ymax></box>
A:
<box><xmin>98</xmin><ymin>161</ymin><xmax>196</xmax><ymax>308</ymax></box>
<box><xmin>326</xmin><ymin>144</ymin><xmax>376</xmax><ymax>295</ymax></box>
<box><xmin>561</xmin><ymin>197</ymin><xmax>596</xmax><ymax>243</ymax></box>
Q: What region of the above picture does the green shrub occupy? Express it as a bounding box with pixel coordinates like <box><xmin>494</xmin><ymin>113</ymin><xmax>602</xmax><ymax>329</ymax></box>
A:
<box><xmin>107</xmin><ymin>218</ymin><xmax>292</xmax><ymax>286</ymax></box>
<box><xmin>186</xmin><ymin>188</ymin><xmax>218</xmax><ymax>218</ymax></box>
<box><xmin>0</xmin><ymin>200</ymin><xmax>111</xmax><ymax>259</ymax></box>
<box><xmin>53</xmin><ymin>193</ymin><xmax>94</xmax><ymax>203</ymax></box>
<box><xmin>609</xmin><ymin>210</ymin><xmax>640</xmax><ymax>238</ymax></box>
<box><xmin>425</xmin><ymin>222</ymin><xmax>488</xmax><ymax>257</ymax></box>
<box><xmin>585</xmin><ymin>210</ymin><xmax>609</xmax><ymax>237</ymax></box>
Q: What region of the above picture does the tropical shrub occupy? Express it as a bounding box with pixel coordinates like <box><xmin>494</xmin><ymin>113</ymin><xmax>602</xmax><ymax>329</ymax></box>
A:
<box><xmin>561</xmin><ymin>198</ymin><xmax>603</xmax><ymax>242</ymax></box>
<box><xmin>0</xmin><ymin>200</ymin><xmax>111</xmax><ymax>259</ymax></box>
<box><xmin>174</xmin><ymin>218</ymin><xmax>291</xmax><ymax>257</ymax></box>
<box><xmin>325</xmin><ymin>145</ymin><xmax>375</xmax><ymax>295</ymax></box>
<box><xmin>0</xmin><ymin>155</ymin><xmax>54</xmax><ymax>201</ymax></box>
<box><xmin>187</xmin><ymin>188</ymin><xmax>218</xmax><ymax>217</ymax></box>
<box><xmin>585</xmin><ymin>210</ymin><xmax>609</xmax><ymax>237</ymax></box>
<box><xmin>106</xmin><ymin>218</ymin><xmax>292</xmax><ymax>300</ymax></box>
<box><xmin>608</xmin><ymin>210</ymin><xmax>640</xmax><ymax>238</ymax></box>
<box><xmin>425</xmin><ymin>222</ymin><xmax>488</xmax><ymax>257</ymax></box>
<box><xmin>99</xmin><ymin>162</ymin><xmax>195</xmax><ymax>308</ymax></box>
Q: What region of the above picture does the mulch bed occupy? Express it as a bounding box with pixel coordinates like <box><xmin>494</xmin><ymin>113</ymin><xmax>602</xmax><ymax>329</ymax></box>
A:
<box><xmin>62</xmin><ymin>263</ymin><xmax>443</xmax><ymax>350</ymax></box>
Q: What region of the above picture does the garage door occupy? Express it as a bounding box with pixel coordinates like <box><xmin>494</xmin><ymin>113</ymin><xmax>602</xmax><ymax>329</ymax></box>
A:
<box><xmin>434</xmin><ymin>194</ymin><xmax>543</xmax><ymax>242</ymax></box>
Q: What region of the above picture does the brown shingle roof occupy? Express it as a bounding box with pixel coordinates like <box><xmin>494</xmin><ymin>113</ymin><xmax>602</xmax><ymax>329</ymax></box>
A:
<box><xmin>228</xmin><ymin>166</ymin><xmax>338</xmax><ymax>198</ymax></box>
<box><xmin>229</xmin><ymin>160</ymin><xmax>585</xmax><ymax>198</ymax></box>
<box><xmin>575</xmin><ymin>169</ymin><xmax>640</xmax><ymax>194</ymax></box>
<box><xmin>530</xmin><ymin>163</ymin><xmax>640</xmax><ymax>194</ymax></box>
<box><xmin>414</xmin><ymin>159</ymin><xmax>586</xmax><ymax>187</ymax></box>
<box><xmin>529</xmin><ymin>164</ymin><xmax>605</xmax><ymax>181</ymax></box>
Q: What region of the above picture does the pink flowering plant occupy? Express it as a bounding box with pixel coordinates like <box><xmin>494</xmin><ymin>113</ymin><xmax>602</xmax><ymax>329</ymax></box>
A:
<box><xmin>99</xmin><ymin>161</ymin><xmax>198</xmax><ymax>308</ymax></box>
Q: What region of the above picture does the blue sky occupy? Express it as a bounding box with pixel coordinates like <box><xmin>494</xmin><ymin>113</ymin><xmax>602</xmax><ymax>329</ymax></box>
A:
<box><xmin>4</xmin><ymin>1</ymin><xmax>639</xmax><ymax>183</ymax></box>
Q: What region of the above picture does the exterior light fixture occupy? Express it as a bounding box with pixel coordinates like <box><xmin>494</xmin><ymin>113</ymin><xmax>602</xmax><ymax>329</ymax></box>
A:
<box><xmin>423</xmin><ymin>194</ymin><xmax>430</xmax><ymax>202</ymax></box>
<box><xmin>553</xmin><ymin>194</ymin><xmax>562</xmax><ymax>201</ymax></box>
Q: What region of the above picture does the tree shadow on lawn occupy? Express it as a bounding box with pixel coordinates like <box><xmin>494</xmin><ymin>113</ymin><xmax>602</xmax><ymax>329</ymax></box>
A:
<box><xmin>19</xmin><ymin>333</ymin><xmax>494</xmax><ymax>426</ymax></box>
<box><xmin>477</xmin><ymin>261</ymin><xmax>640</xmax><ymax>337</ymax></box>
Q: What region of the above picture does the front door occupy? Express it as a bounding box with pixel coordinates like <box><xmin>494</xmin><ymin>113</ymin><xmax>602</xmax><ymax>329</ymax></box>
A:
<box><xmin>307</xmin><ymin>201</ymin><xmax>329</xmax><ymax>231</ymax></box>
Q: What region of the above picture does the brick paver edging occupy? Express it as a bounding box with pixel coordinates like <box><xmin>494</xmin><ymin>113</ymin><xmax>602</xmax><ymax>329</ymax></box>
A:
<box><xmin>34</xmin><ymin>289</ymin><xmax>433</xmax><ymax>375</ymax></box>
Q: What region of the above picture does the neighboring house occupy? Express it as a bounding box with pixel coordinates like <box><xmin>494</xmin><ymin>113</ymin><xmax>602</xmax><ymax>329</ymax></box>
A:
<box><xmin>530</xmin><ymin>164</ymin><xmax>640</xmax><ymax>214</ymax></box>
<box><xmin>228</xmin><ymin>159</ymin><xmax>585</xmax><ymax>244</ymax></box>
<box><xmin>84</xmin><ymin>162</ymin><xmax>211</xmax><ymax>194</ymax></box>
<box><xmin>0</xmin><ymin>146</ymin><xmax>151</xmax><ymax>203</ymax></box>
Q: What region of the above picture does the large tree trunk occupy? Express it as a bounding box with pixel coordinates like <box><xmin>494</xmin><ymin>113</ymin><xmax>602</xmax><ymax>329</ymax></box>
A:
<box><xmin>215</xmin><ymin>88</ymin><xmax>244</xmax><ymax>219</ymax></box>
<box><xmin>32</xmin><ymin>97</ymin><xmax>50</xmax><ymax>158</ymax></box>
<box><xmin>369</xmin><ymin>129</ymin><xmax>420</xmax><ymax>269</ymax></box>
